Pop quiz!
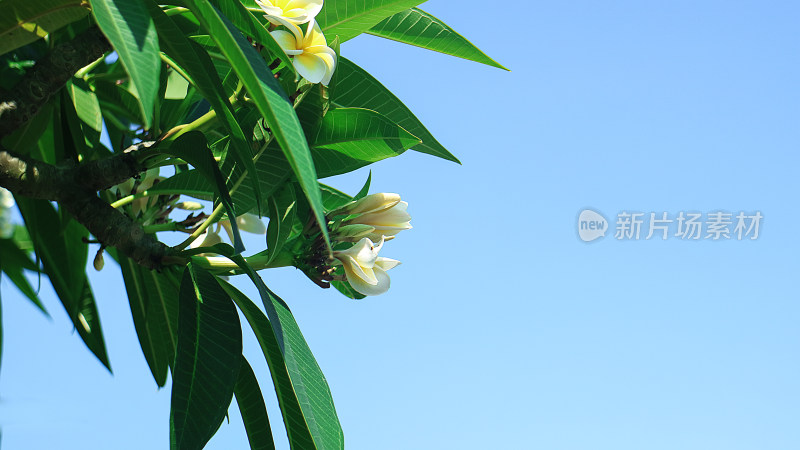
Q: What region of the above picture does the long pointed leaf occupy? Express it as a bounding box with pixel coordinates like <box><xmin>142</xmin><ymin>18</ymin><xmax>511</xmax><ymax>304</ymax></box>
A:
<box><xmin>333</xmin><ymin>57</ymin><xmax>459</xmax><ymax>163</ymax></box>
<box><xmin>0</xmin><ymin>238</ymin><xmax>47</xmax><ymax>314</ymax></box>
<box><xmin>225</xmin><ymin>258</ymin><xmax>344</xmax><ymax>450</ymax></box>
<box><xmin>171</xmin><ymin>263</ymin><xmax>242</xmax><ymax>450</ymax></box>
<box><xmin>235</xmin><ymin>357</ymin><xmax>277</xmax><ymax>450</ymax></box>
<box><xmin>221</xmin><ymin>280</ymin><xmax>317</xmax><ymax>449</ymax></box>
<box><xmin>90</xmin><ymin>0</ymin><xmax>160</xmax><ymax>128</ymax></box>
<box><xmin>367</xmin><ymin>8</ymin><xmax>508</xmax><ymax>70</ymax></box>
<box><xmin>310</xmin><ymin>107</ymin><xmax>420</xmax><ymax>178</ymax></box>
<box><xmin>116</xmin><ymin>251</ymin><xmax>180</xmax><ymax>387</ymax></box>
<box><xmin>316</xmin><ymin>0</ymin><xmax>426</xmax><ymax>43</ymax></box>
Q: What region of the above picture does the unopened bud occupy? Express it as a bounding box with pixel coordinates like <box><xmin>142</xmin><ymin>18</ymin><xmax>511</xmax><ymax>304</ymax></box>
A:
<box><xmin>175</xmin><ymin>201</ymin><xmax>204</xmax><ymax>211</ymax></box>
<box><xmin>334</xmin><ymin>224</ymin><xmax>376</xmax><ymax>241</ymax></box>
<box><xmin>93</xmin><ymin>249</ymin><xmax>105</xmax><ymax>271</ymax></box>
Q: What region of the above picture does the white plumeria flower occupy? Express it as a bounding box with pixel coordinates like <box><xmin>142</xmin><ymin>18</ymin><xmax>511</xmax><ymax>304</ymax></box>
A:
<box><xmin>190</xmin><ymin>213</ymin><xmax>266</xmax><ymax>250</ymax></box>
<box><xmin>271</xmin><ymin>19</ymin><xmax>336</xmax><ymax>85</ymax></box>
<box><xmin>344</xmin><ymin>193</ymin><xmax>411</xmax><ymax>241</ymax></box>
<box><xmin>333</xmin><ymin>237</ymin><xmax>400</xmax><ymax>296</ymax></box>
<box><xmin>190</xmin><ymin>226</ymin><xmax>223</xmax><ymax>250</ymax></box>
<box><xmin>256</xmin><ymin>0</ymin><xmax>323</xmax><ymax>28</ymax></box>
<box><xmin>219</xmin><ymin>213</ymin><xmax>267</xmax><ymax>243</ymax></box>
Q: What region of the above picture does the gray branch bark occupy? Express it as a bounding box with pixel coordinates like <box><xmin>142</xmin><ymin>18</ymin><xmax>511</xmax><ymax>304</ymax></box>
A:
<box><xmin>0</xmin><ymin>145</ymin><xmax>167</xmax><ymax>269</ymax></box>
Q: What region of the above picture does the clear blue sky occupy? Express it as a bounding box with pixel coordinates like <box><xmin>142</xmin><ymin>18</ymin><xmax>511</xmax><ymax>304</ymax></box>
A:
<box><xmin>2</xmin><ymin>1</ymin><xmax>800</xmax><ymax>448</ymax></box>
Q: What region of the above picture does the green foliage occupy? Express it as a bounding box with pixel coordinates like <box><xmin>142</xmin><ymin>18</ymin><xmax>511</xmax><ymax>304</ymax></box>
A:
<box><xmin>90</xmin><ymin>0</ymin><xmax>161</xmax><ymax>127</ymax></box>
<box><xmin>0</xmin><ymin>0</ymin><xmax>504</xmax><ymax>448</ymax></box>
<box><xmin>171</xmin><ymin>263</ymin><xmax>243</xmax><ymax>450</ymax></box>
<box><xmin>368</xmin><ymin>7</ymin><xmax>509</xmax><ymax>70</ymax></box>
<box><xmin>0</xmin><ymin>0</ymin><xmax>90</xmax><ymax>56</ymax></box>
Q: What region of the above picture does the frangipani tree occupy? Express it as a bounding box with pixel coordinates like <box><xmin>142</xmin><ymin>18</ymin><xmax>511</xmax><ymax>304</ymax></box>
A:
<box><xmin>0</xmin><ymin>0</ymin><xmax>505</xmax><ymax>448</ymax></box>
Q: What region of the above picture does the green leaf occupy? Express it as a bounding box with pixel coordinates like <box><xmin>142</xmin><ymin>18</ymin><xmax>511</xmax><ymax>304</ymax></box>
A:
<box><xmin>15</xmin><ymin>198</ymin><xmax>110</xmax><ymax>370</ymax></box>
<box><xmin>90</xmin><ymin>0</ymin><xmax>160</xmax><ymax>128</ymax></box>
<box><xmin>0</xmin><ymin>238</ymin><xmax>47</xmax><ymax>314</ymax></box>
<box><xmin>171</xmin><ymin>263</ymin><xmax>242</xmax><ymax>450</ymax></box>
<box><xmin>319</xmin><ymin>184</ymin><xmax>353</xmax><ymax>211</ymax></box>
<box><xmin>116</xmin><ymin>251</ymin><xmax>180</xmax><ymax>387</ymax></box>
<box><xmin>67</xmin><ymin>79</ymin><xmax>103</xmax><ymax>134</ymax></box>
<box><xmin>331</xmin><ymin>280</ymin><xmax>366</xmax><ymax>300</ymax></box>
<box><xmin>0</xmin><ymin>0</ymin><xmax>90</xmax><ymax>56</ymax></box>
<box><xmin>367</xmin><ymin>8</ymin><xmax>508</xmax><ymax>70</ymax></box>
<box><xmin>316</xmin><ymin>0</ymin><xmax>426</xmax><ymax>43</ymax></box>
<box><xmin>163</xmin><ymin>131</ymin><xmax>245</xmax><ymax>254</ymax></box>
<box><xmin>0</xmin><ymin>102</ymin><xmax>54</xmax><ymax>156</ymax></box>
<box><xmin>235</xmin><ymin>357</ymin><xmax>277</xmax><ymax>450</ymax></box>
<box><xmin>310</xmin><ymin>107</ymin><xmax>419</xmax><ymax>178</ymax></box>
<box><xmin>266</xmin><ymin>184</ymin><xmax>297</xmax><ymax>265</ymax></box>
<box><xmin>224</xmin><ymin>259</ymin><xmax>344</xmax><ymax>450</ymax></box>
<box><xmin>93</xmin><ymin>78</ymin><xmax>146</xmax><ymax>125</ymax></box>
<box><xmin>184</xmin><ymin>0</ymin><xmax>328</xmax><ymax>243</ymax></box>
<box><xmin>145</xmin><ymin>1</ymin><xmax>266</xmax><ymax>215</ymax></box>
<box><xmin>354</xmin><ymin>171</ymin><xmax>372</xmax><ymax>200</ymax></box>
<box><xmin>220</xmin><ymin>281</ymin><xmax>318</xmax><ymax>450</ymax></box>
<box><xmin>207</xmin><ymin>0</ymin><xmax>294</xmax><ymax>71</ymax></box>
<box><xmin>333</xmin><ymin>57</ymin><xmax>459</xmax><ymax>163</ymax></box>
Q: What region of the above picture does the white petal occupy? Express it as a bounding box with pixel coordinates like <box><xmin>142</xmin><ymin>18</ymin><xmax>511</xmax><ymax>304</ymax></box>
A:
<box><xmin>304</xmin><ymin>20</ymin><xmax>328</xmax><ymax>47</ymax></box>
<box><xmin>255</xmin><ymin>0</ymin><xmax>277</xmax><ymax>10</ymax></box>
<box><xmin>375</xmin><ymin>257</ymin><xmax>401</xmax><ymax>271</ymax></box>
<box><xmin>270</xmin><ymin>29</ymin><xmax>299</xmax><ymax>52</ymax></box>
<box><xmin>305</xmin><ymin>45</ymin><xmax>336</xmax><ymax>85</ymax></box>
<box><xmin>350</xmin><ymin>265</ymin><xmax>390</xmax><ymax>296</ymax></box>
<box><xmin>339</xmin><ymin>255</ymin><xmax>378</xmax><ymax>285</ymax></box>
<box><xmin>190</xmin><ymin>229</ymin><xmax>222</xmax><ymax>249</ymax></box>
<box><xmin>293</xmin><ymin>53</ymin><xmax>327</xmax><ymax>84</ymax></box>
<box><xmin>286</xmin><ymin>0</ymin><xmax>322</xmax><ymax>18</ymax></box>
<box><xmin>348</xmin><ymin>193</ymin><xmax>401</xmax><ymax>215</ymax></box>
<box><xmin>237</xmin><ymin>213</ymin><xmax>267</xmax><ymax>234</ymax></box>
<box><xmin>355</xmin><ymin>202</ymin><xmax>411</xmax><ymax>228</ymax></box>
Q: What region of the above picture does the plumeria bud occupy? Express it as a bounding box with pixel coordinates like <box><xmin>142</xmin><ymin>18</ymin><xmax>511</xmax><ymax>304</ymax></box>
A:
<box><xmin>334</xmin><ymin>224</ymin><xmax>377</xmax><ymax>241</ymax></box>
<box><xmin>344</xmin><ymin>194</ymin><xmax>411</xmax><ymax>241</ymax></box>
<box><xmin>333</xmin><ymin>237</ymin><xmax>400</xmax><ymax>296</ymax></box>
<box><xmin>93</xmin><ymin>249</ymin><xmax>105</xmax><ymax>271</ymax></box>
<box><xmin>175</xmin><ymin>201</ymin><xmax>204</xmax><ymax>211</ymax></box>
<box><xmin>339</xmin><ymin>193</ymin><xmax>401</xmax><ymax>216</ymax></box>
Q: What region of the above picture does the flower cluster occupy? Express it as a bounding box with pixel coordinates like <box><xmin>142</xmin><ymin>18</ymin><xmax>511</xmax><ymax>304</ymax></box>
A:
<box><xmin>256</xmin><ymin>0</ymin><xmax>336</xmax><ymax>85</ymax></box>
<box><xmin>330</xmin><ymin>193</ymin><xmax>412</xmax><ymax>296</ymax></box>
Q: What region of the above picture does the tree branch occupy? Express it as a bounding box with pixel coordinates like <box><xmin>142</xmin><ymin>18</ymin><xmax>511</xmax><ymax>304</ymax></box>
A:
<box><xmin>0</xmin><ymin>27</ymin><xmax>111</xmax><ymax>138</ymax></box>
<box><xmin>0</xmin><ymin>145</ymin><xmax>167</xmax><ymax>269</ymax></box>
